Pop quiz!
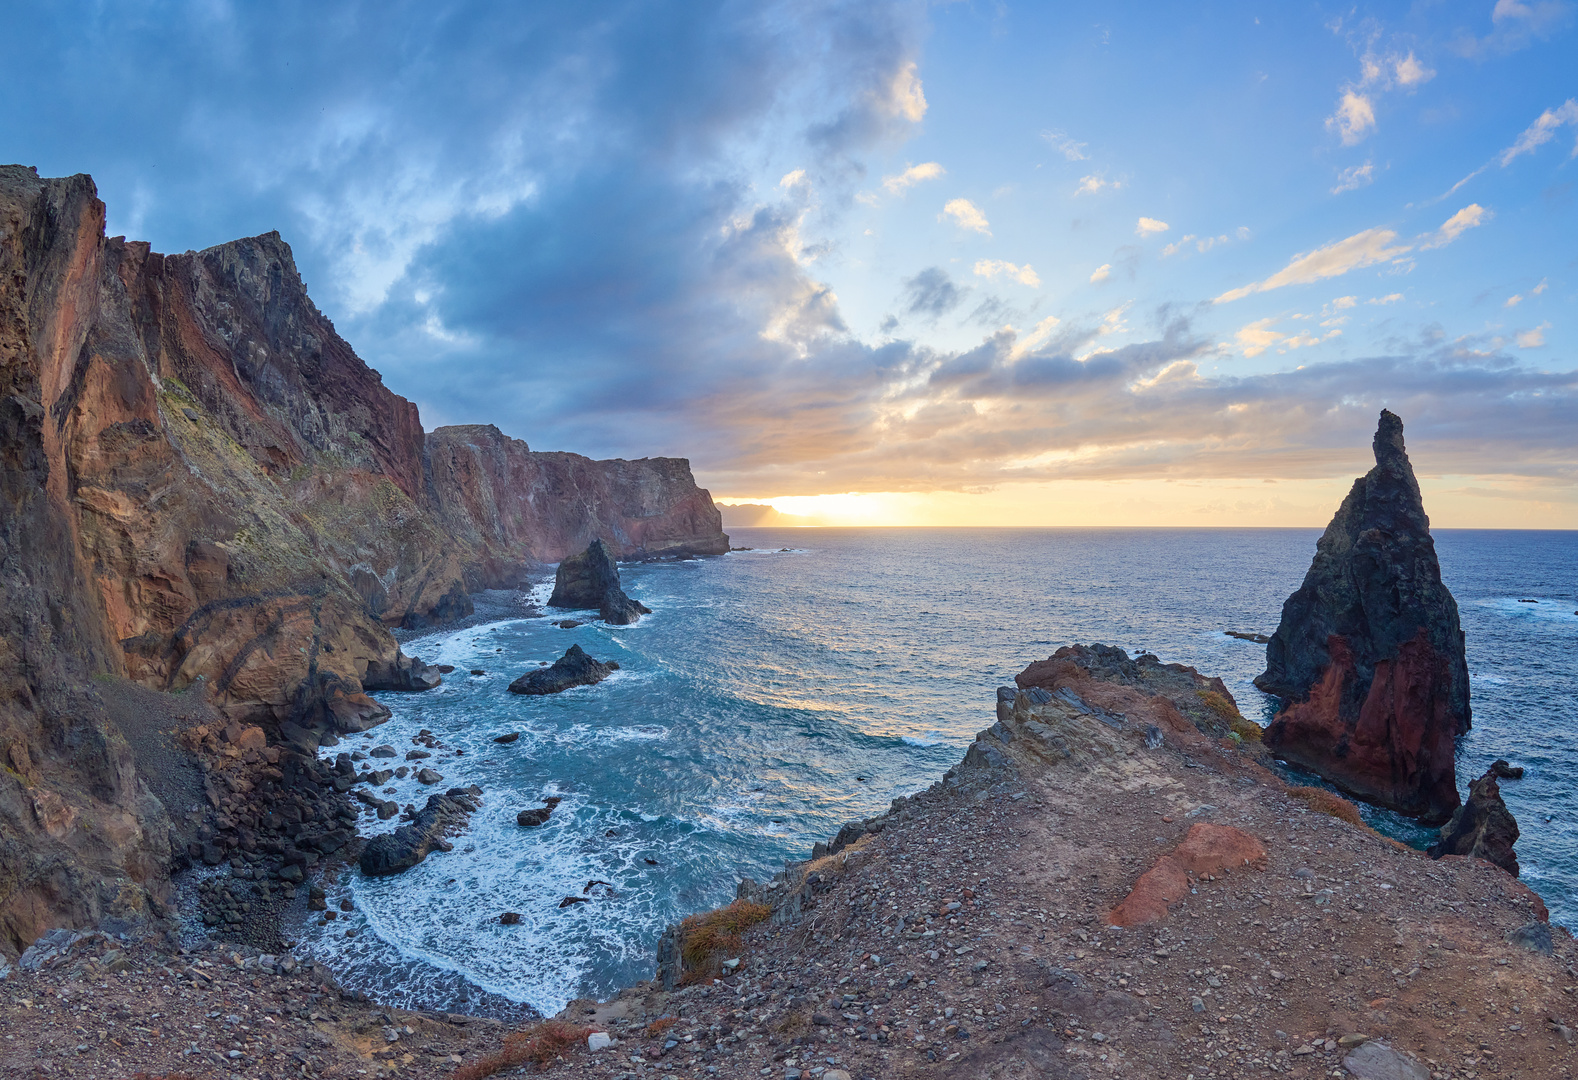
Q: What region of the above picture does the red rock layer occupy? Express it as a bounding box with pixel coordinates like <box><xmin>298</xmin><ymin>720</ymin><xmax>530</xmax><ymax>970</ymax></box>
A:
<box><xmin>1263</xmin><ymin>631</ymin><xmax>1460</xmax><ymax>823</ymax></box>
<box><xmin>1108</xmin><ymin>824</ymin><xmax>1269</xmax><ymax>927</ymax></box>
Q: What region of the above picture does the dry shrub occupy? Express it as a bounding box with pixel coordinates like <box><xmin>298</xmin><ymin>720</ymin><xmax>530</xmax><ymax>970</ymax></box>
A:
<box><xmin>1198</xmin><ymin>689</ymin><xmax>1262</xmax><ymax>743</ymax></box>
<box><xmin>643</xmin><ymin>1016</ymin><xmax>679</xmax><ymax>1039</ymax></box>
<box><xmin>677</xmin><ymin>899</ymin><xmax>771</xmax><ymax>984</ymax></box>
<box><xmin>448</xmin><ymin>1021</ymin><xmax>592</xmax><ymax>1080</ymax></box>
<box><xmin>799</xmin><ymin>832</ymin><xmax>875</xmax><ymax>881</ymax></box>
<box><xmin>1287</xmin><ymin>785</ymin><xmax>1365</xmax><ymax>827</ymax></box>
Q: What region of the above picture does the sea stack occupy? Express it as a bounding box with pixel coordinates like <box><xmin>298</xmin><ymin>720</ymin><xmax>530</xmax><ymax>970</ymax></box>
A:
<box><xmin>1256</xmin><ymin>410</ymin><xmax>1469</xmax><ymax>824</ymax></box>
<box><xmin>548</xmin><ymin>539</ymin><xmax>651</xmax><ymax>624</ymax></box>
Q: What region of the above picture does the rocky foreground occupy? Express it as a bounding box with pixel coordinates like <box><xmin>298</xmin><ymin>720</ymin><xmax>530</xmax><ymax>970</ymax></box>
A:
<box><xmin>6</xmin><ymin>645</ymin><xmax>1570</xmax><ymax>1080</ymax></box>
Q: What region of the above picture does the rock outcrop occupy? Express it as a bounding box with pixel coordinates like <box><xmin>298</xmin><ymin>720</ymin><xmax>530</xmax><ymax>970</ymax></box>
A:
<box><xmin>548</xmin><ymin>540</ymin><xmax>651</xmax><ymax>624</ymax></box>
<box><xmin>1257</xmin><ymin>410</ymin><xmax>1469</xmax><ymax>824</ymax></box>
<box><xmin>508</xmin><ymin>645</ymin><xmax>618</xmax><ymax>695</ymax></box>
<box><xmin>1430</xmin><ymin>762</ymin><xmax>1523</xmax><ymax>876</ymax></box>
<box><xmin>357</xmin><ymin>789</ymin><xmax>481</xmax><ymax>877</ymax></box>
<box><xmin>0</xmin><ymin>165</ymin><xmax>725</xmax><ymax>955</ymax></box>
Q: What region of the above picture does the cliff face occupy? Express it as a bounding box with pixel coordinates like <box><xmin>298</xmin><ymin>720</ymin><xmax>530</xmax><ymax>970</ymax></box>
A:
<box><xmin>424</xmin><ymin>424</ymin><xmax>729</xmax><ymax>564</ymax></box>
<box><xmin>1257</xmin><ymin>410</ymin><xmax>1468</xmax><ymax>823</ymax></box>
<box><xmin>0</xmin><ymin>165</ymin><xmax>726</xmax><ymax>953</ymax></box>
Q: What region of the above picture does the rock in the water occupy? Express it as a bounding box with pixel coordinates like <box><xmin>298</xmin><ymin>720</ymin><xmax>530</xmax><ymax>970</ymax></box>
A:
<box><xmin>493</xmin><ymin>732</ymin><xmax>520</xmax><ymax>744</ymax></box>
<box><xmin>499</xmin><ymin>912</ymin><xmax>522</xmax><ymax>925</ymax></box>
<box><xmin>362</xmin><ymin>653</ymin><xmax>445</xmax><ymax>692</ymax></box>
<box><xmin>1429</xmin><ymin>763</ymin><xmax>1522</xmax><ymax>875</ymax></box>
<box><xmin>1257</xmin><ymin>410</ymin><xmax>1468</xmax><ymax>824</ymax></box>
<box><xmin>517</xmin><ymin>797</ymin><xmax>562</xmax><ymax>827</ymax></box>
<box><xmin>416</xmin><ymin>768</ymin><xmax>444</xmax><ymax>785</ymax></box>
<box><xmin>508</xmin><ymin>645</ymin><xmax>616</xmax><ymax>695</ymax></box>
<box><xmin>547</xmin><ymin>539</ymin><xmax>652</xmax><ymax>624</ymax></box>
<box><xmin>359</xmin><ymin>793</ymin><xmax>475</xmax><ymax>876</ymax></box>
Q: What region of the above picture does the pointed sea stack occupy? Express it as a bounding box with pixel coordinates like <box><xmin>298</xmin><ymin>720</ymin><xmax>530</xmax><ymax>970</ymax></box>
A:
<box><xmin>1256</xmin><ymin>410</ymin><xmax>1469</xmax><ymax>824</ymax></box>
<box><xmin>548</xmin><ymin>539</ymin><xmax>651</xmax><ymax>624</ymax></box>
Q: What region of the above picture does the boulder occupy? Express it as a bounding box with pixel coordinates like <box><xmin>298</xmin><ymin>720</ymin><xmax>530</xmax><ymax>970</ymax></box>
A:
<box><xmin>1429</xmin><ymin>763</ymin><xmax>1522</xmax><ymax>875</ymax></box>
<box><xmin>1258</xmin><ymin>411</ymin><xmax>1468</xmax><ymax>824</ymax></box>
<box><xmin>517</xmin><ymin>797</ymin><xmax>563</xmax><ymax>827</ymax></box>
<box><xmin>362</xmin><ymin>653</ymin><xmax>444</xmax><ymax>692</ymax></box>
<box><xmin>547</xmin><ymin>539</ymin><xmax>651</xmax><ymax>624</ymax></box>
<box><xmin>508</xmin><ymin>645</ymin><xmax>617</xmax><ymax>695</ymax></box>
<box><xmin>359</xmin><ymin>793</ymin><xmax>474</xmax><ymax>876</ymax></box>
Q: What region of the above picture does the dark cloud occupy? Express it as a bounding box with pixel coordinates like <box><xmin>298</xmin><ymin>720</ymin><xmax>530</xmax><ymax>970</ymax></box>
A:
<box><xmin>902</xmin><ymin>267</ymin><xmax>966</xmax><ymax>318</ymax></box>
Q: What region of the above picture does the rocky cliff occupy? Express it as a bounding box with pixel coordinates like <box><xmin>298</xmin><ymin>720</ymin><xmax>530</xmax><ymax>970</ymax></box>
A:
<box><xmin>0</xmin><ymin>165</ymin><xmax>726</xmax><ymax>955</ymax></box>
<box><xmin>1257</xmin><ymin>410</ymin><xmax>1469</xmax><ymax>823</ymax></box>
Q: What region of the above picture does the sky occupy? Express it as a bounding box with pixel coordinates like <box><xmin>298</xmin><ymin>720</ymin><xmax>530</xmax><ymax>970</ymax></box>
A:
<box><xmin>3</xmin><ymin>0</ymin><xmax>1575</xmax><ymax>527</ymax></box>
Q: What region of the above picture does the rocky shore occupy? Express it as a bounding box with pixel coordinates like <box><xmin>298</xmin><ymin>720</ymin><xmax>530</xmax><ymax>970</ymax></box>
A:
<box><xmin>9</xmin><ymin>644</ymin><xmax>1565</xmax><ymax>1080</ymax></box>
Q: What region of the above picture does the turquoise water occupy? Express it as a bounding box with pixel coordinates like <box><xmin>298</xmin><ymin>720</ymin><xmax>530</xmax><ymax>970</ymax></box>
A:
<box><xmin>296</xmin><ymin>527</ymin><xmax>1578</xmax><ymax>1017</ymax></box>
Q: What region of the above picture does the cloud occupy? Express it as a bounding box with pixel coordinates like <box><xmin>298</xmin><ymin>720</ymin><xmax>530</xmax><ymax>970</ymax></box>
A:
<box><xmin>973</xmin><ymin>259</ymin><xmax>1040</xmax><ymax>287</ymax></box>
<box><xmin>903</xmin><ymin>266</ymin><xmax>965</xmax><ymax>317</ymax></box>
<box><xmin>1506</xmin><ymin>294</ymin><xmax>1524</xmax><ymax>308</ymax></box>
<box><xmin>1075</xmin><ymin>174</ymin><xmax>1118</xmax><ymax>196</ymax></box>
<box><xmin>1368</xmin><ymin>293</ymin><xmax>1404</xmax><ymax>305</ymax></box>
<box><xmin>1499</xmin><ymin>99</ymin><xmax>1578</xmax><ymax>166</ymax></box>
<box><xmin>780</xmin><ymin>169</ymin><xmax>809</xmax><ymax>190</ymax></box>
<box><xmin>1392</xmin><ymin>52</ymin><xmax>1434</xmax><ymax>87</ymax></box>
<box><xmin>940</xmin><ymin>198</ymin><xmax>991</xmax><ymax>235</ymax></box>
<box><xmin>1517</xmin><ymin>322</ymin><xmax>1551</xmax><ymax>348</ymax></box>
<box><xmin>1089</xmin><ymin>263</ymin><xmax>1111</xmax><ymax>284</ymax></box>
<box><xmin>1327</xmin><ymin>91</ymin><xmax>1377</xmax><ymax>145</ymax></box>
<box><xmin>1332</xmin><ymin>162</ymin><xmax>1375</xmax><ymax>194</ymax></box>
<box><xmin>882</xmin><ymin>161</ymin><xmax>945</xmax><ymax>194</ymax></box>
<box><xmin>1420</xmin><ymin>204</ymin><xmax>1491</xmax><ymax>249</ymax></box>
<box><xmin>1534</xmin><ymin>279</ymin><xmax>1549</xmax><ymax>294</ymax></box>
<box><xmin>1215</xmin><ymin>227</ymin><xmax>1411</xmax><ymax>303</ymax></box>
<box><xmin>1040</xmin><ymin>130</ymin><xmax>1088</xmax><ymax>161</ymax></box>
<box><xmin>885</xmin><ymin>60</ymin><xmax>928</xmax><ymax>122</ymax></box>
<box><xmin>1136</xmin><ymin>217</ymin><xmax>1170</xmax><ymax>237</ymax></box>
<box><xmin>1236</xmin><ymin>318</ymin><xmax>1285</xmax><ymax>357</ymax></box>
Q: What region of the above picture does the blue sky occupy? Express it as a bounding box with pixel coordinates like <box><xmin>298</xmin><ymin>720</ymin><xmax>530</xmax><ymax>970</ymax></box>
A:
<box><xmin>4</xmin><ymin>0</ymin><xmax>1574</xmax><ymax>525</ymax></box>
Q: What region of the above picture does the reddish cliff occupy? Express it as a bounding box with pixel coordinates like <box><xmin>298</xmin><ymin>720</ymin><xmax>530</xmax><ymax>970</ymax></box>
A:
<box><xmin>1258</xmin><ymin>411</ymin><xmax>1468</xmax><ymax>823</ymax></box>
<box><xmin>0</xmin><ymin>165</ymin><xmax>727</xmax><ymax>953</ymax></box>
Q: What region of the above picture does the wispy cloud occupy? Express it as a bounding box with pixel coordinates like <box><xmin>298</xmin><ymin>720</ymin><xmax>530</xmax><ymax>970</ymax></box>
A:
<box><xmin>1499</xmin><ymin>99</ymin><xmax>1578</xmax><ymax>165</ymax></box>
<box><xmin>1089</xmin><ymin>263</ymin><xmax>1111</xmax><ymax>284</ymax></box>
<box><xmin>1332</xmin><ymin>162</ymin><xmax>1374</xmax><ymax>194</ymax></box>
<box><xmin>1420</xmin><ymin>204</ymin><xmax>1491</xmax><ymax>249</ymax></box>
<box><xmin>1040</xmin><ymin>129</ymin><xmax>1088</xmax><ymax>161</ymax></box>
<box><xmin>1215</xmin><ymin>228</ymin><xmax>1410</xmax><ymax>303</ymax></box>
<box><xmin>1075</xmin><ymin>174</ymin><xmax>1119</xmax><ymax>196</ymax></box>
<box><xmin>1368</xmin><ymin>293</ymin><xmax>1405</xmax><ymax>305</ymax></box>
<box><xmin>940</xmin><ymin>198</ymin><xmax>991</xmax><ymax>234</ymax></box>
<box><xmin>1136</xmin><ymin>216</ymin><xmax>1170</xmax><ymax>236</ymax></box>
<box><xmin>973</xmin><ymin>259</ymin><xmax>1040</xmax><ymax>287</ymax></box>
<box><xmin>1517</xmin><ymin>322</ymin><xmax>1551</xmax><ymax>348</ymax></box>
<box><xmin>882</xmin><ymin>161</ymin><xmax>945</xmax><ymax>194</ymax></box>
<box><xmin>1327</xmin><ymin>91</ymin><xmax>1377</xmax><ymax>145</ymax></box>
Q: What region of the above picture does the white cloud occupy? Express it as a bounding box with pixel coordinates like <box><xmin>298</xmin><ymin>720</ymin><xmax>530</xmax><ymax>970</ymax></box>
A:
<box><xmin>1321</xmin><ymin>316</ymin><xmax>1349</xmax><ymax>328</ymax></box>
<box><xmin>1089</xmin><ymin>263</ymin><xmax>1111</xmax><ymax>284</ymax></box>
<box><xmin>1327</xmin><ymin>90</ymin><xmax>1377</xmax><ymax>145</ymax></box>
<box><xmin>1010</xmin><ymin>314</ymin><xmax>1063</xmax><ymax>359</ymax></box>
<box><xmin>1215</xmin><ymin>227</ymin><xmax>1411</xmax><ymax>303</ymax></box>
<box><xmin>779</xmin><ymin>169</ymin><xmax>808</xmax><ymax>190</ymax></box>
<box><xmin>882</xmin><ymin>162</ymin><xmax>945</xmax><ymax>194</ymax></box>
<box><xmin>1040</xmin><ymin>130</ymin><xmax>1088</xmax><ymax>161</ymax></box>
<box><xmin>1136</xmin><ymin>217</ymin><xmax>1170</xmax><ymax>237</ymax></box>
<box><xmin>1332</xmin><ymin>295</ymin><xmax>1358</xmax><ymax>310</ymax></box>
<box><xmin>1506</xmin><ymin>294</ymin><xmax>1524</xmax><ymax>308</ymax></box>
<box><xmin>885</xmin><ymin>61</ymin><xmax>928</xmax><ymax>122</ymax></box>
<box><xmin>1161</xmin><ymin>235</ymin><xmax>1195</xmax><ymax>258</ymax></box>
<box><xmin>1393</xmin><ymin>52</ymin><xmax>1434</xmax><ymax>87</ymax></box>
<box><xmin>1368</xmin><ymin>293</ymin><xmax>1404</xmax><ymax>305</ymax></box>
<box><xmin>854</xmin><ymin>190</ymin><xmax>880</xmax><ymax>207</ymax></box>
<box><xmin>1236</xmin><ymin>318</ymin><xmax>1284</xmax><ymax>357</ymax></box>
<box><xmin>1075</xmin><ymin>174</ymin><xmax>1118</xmax><ymax>196</ymax></box>
<box><xmin>1533</xmin><ymin>279</ymin><xmax>1549</xmax><ymax>294</ymax></box>
<box><xmin>1332</xmin><ymin>162</ymin><xmax>1375</xmax><ymax>194</ymax></box>
<box><xmin>1516</xmin><ymin>321</ymin><xmax>1551</xmax><ymax>348</ymax></box>
<box><xmin>1499</xmin><ymin>99</ymin><xmax>1578</xmax><ymax>166</ymax></box>
<box><xmin>1420</xmin><ymin>203</ymin><xmax>1491</xmax><ymax>249</ymax></box>
<box><xmin>973</xmin><ymin>259</ymin><xmax>1041</xmax><ymax>287</ymax></box>
<box><xmin>940</xmin><ymin>198</ymin><xmax>991</xmax><ymax>235</ymax></box>
<box><xmin>1284</xmin><ymin>328</ymin><xmax>1343</xmax><ymax>350</ymax></box>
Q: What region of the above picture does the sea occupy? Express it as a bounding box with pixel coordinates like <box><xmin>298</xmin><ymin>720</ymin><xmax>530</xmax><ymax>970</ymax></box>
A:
<box><xmin>295</xmin><ymin>527</ymin><xmax>1578</xmax><ymax>1018</ymax></box>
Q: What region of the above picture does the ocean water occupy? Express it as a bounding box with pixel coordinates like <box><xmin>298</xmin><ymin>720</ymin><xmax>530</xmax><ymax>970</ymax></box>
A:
<box><xmin>296</xmin><ymin>527</ymin><xmax>1578</xmax><ymax>1017</ymax></box>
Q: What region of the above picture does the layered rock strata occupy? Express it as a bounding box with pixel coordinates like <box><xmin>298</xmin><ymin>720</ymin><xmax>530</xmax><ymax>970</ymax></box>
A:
<box><xmin>1258</xmin><ymin>410</ymin><xmax>1469</xmax><ymax>824</ymax></box>
<box><xmin>0</xmin><ymin>165</ymin><xmax>725</xmax><ymax>955</ymax></box>
<box><xmin>548</xmin><ymin>539</ymin><xmax>651</xmax><ymax>624</ymax></box>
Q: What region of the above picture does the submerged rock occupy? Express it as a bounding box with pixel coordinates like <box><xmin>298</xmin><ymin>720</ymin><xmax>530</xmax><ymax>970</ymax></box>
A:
<box><xmin>1429</xmin><ymin>763</ymin><xmax>1522</xmax><ymax>875</ymax></box>
<box><xmin>547</xmin><ymin>539</ymin><xmax>652</xmax><ymax>624</ymax></box>
<box><xmin>1258</xmin><ymin>410</ymin><xmax>1468</xmax><ymax>824</ymax></box>
<box><xmin>508</xmin><ymin>645</ymin><xmax>618</xmax><ymax>695</ymax></box>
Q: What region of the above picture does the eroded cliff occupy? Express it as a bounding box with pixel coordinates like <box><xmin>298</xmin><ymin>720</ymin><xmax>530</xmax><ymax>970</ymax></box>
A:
<box><xmin>0</xmin><ymin>165</ymin><xmax>726</xmax><ymax>954</ymax></box>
